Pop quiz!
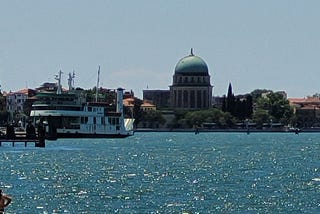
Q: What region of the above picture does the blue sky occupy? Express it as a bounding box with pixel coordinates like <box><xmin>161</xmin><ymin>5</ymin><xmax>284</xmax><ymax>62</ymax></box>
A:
<box><xmin>1</xmin><ymin>0</ymin><xmax>320</xmax><ymax>98</ymax></box>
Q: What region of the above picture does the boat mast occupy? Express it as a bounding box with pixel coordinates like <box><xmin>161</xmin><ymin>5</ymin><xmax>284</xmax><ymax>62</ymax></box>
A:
<box><xmin>95</xmin><ymin>65</ymin><xmax>100</xmax><ymax>102</ymax></box>
<box><xmin>55</xmin><ymin>70</ymin><xmax>63</xmax><ymax>94</ymax></box>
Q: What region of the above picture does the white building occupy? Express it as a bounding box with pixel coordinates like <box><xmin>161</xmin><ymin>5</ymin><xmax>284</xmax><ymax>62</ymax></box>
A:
<box><xmin>5</xmin><ymin>89</ymin><xmax>30</xmax><ymax>113</ymax></box>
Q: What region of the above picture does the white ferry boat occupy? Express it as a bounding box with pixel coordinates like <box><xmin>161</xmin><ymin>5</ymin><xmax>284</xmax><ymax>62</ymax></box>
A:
<box><xmin>29</xmin><ymin>71</ymin><xmax>134</xmax><ymax>139</ymax></box>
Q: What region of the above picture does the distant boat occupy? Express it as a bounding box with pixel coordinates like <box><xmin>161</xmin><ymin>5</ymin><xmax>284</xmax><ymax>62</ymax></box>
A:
<box><xmin>29</xmin><ymin>71</ymin><xmax>134</xmax><ymax>139</ymax></box>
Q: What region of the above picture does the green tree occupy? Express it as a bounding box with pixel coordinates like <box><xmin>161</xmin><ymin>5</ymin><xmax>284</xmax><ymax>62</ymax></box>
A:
<box><xmin>255</xmin><ymin>91</ymin><xmax>293</xmax><ymax>125</ymax></box>
<box><xmin>181</xmin><ymin>108</ymin><xmax>236</xmax><ymax>128</ymax></box>
<box><xmin>132</xmin><ymin>98</ymin><xmax>144</xmax><ymax>126</ymax></box>
<box><xmin>226</xmin><ymin>83</ymin><xmax>235</xmax><ymax>115</ymax></box>
<box><xmin>218</xmin><ymin>111</ymin><xmax>235</xmax><ymax>128</ymax></box>
<box><xmin>252</xmin><ymin>109</ymin><xmax>270</xmax><ymax>128</ymax></box>
<box><xmin>142</xmin><ymin>110</ymin><xmax>166</xmax><ymax>128</ymax></box>
<box><xmin>0</xmin><ymin>93</ymin><xmax>9</xmax><ymax>125</ymax></box>
<box><xmin>0</xmin><ymin>111</ymin><xmax>9</xmax><ymax>126</ymax></box>
<box><xmin>250</xmin><ymin>89</ymin><xmax>272</xmax><ymax>102</ymax></box>
<box><xmin>171</xmin><ymin>110</ymin><xmax>188</xmax><ymax>128</ymax></box>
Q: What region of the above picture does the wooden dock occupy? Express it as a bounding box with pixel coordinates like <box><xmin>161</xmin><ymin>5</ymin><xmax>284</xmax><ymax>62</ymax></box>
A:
<box><xmin>0</xmin><ymin>122</ymin><xmax>46</xmax><ymax>147</ymax></box>
<box><xmin>0</xmin><ymin>133</ymin><xmax>46</xmax><ymax>148</ymax></box>
<box><xmin>0</xmin><ymin>139</ymin><xmax>40</xmax><ymax>147</ymax></box>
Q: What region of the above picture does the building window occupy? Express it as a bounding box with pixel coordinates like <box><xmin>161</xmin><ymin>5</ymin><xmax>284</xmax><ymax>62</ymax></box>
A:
<box><xmin>197</xmin><ymin>90</ymin><xmax>202</xmax><ymax>108</ymax></box>
<box><xmin>178</xmin><ymin>90</ymin><xmax>182</xmax><ymax>107</ymax></box>
<box><xmin>190</xmin><ymin>90</ymin><xmax>195</xmax><ymax>108</ymax></box>
<box><xmin>203</xmin><ymin>90</ymin><xmax>207</xmax><ymax>107</ymax></box>
<box><xmin>183</xmin><ymin>91</ymin><xmax>188</xmax><ymax>108</ymax></box>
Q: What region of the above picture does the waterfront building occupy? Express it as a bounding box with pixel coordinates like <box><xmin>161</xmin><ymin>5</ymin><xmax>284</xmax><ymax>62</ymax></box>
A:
<box><xmin>142</xmin><ymin>49</ymin><xmax>213</xmax><ymax>111</ymax></box>
<box><xmin>143</xmin><ymin>89</ymin><xmax>170</xmax><ymax>109</ymax></box>
<box><xmin>4</xmin><ymin>89</ymin><xmax>36</xmax><ymax>113</ymax></box>
<box><xmin>289</xmin><ymin>97</ymin><xmax>320</xmax><ymax>127</ymax></box>
<box><xmin>141</xmin><ymin>101</ymin><xmax>156</xmax><ymax>111</ymax></box>
<box><xmin>3</xmin><ymin>88</ymin><xmax>36</xmax><ymax>125</ymax></box>
<box><xmin>123</xmin><ymin>97</ymin><xmax>156</xmax><ymax>114</ymax></box>
<box><xmin>170</xmin><ymin>49</ymin><xmax>213</xmax><ymax>110</ymax></box>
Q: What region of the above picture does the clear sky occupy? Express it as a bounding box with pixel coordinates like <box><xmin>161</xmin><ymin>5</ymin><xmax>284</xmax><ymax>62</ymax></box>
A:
<box><xmin>1</xmin><ymin>0</ymin><xmax>320</xmax><ymax>98</ymax></box>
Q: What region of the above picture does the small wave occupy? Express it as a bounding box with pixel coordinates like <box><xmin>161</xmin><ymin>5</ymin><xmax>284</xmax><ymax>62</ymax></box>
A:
<box><xmin>312</xmin><ymin>177</ymin><xmax>320</xmax><ymax>182</ymax></box>
<box><xmin>126</xmin><ymin>173</ymin><xmax>137</xmax><ymax>178</ymax></box>
<box><xmin>18</xmin><ymin>176</ymin><xmax>27</xmax><ymax>180</ymax></box>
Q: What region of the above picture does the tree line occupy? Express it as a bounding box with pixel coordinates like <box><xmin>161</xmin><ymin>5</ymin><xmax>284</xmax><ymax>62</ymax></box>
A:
<box><xmin>128</xmin><ymin>85</ymin><xmax>295</xmax><ymax>129</ymax></box>
<box><xmin>169</xmin><ymin>87</ymin><xmax>294</xmax><ymax>129</ymax></box>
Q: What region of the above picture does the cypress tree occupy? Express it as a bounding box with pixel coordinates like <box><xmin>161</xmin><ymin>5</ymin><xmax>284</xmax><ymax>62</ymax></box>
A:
<box><xmin>221</xmin><ymin>95</ymin><xmax>227</xmax><ymax>112</ymax></box>
<box><xmin>226</xmin><ymin>83</ymin><xmax>235</xmax><ymax>115</ymax></box>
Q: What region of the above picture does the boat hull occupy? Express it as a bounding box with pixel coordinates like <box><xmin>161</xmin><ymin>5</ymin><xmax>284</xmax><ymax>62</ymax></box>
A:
<box><xmin>55</xmin><ymin>132</ymin><xmax>133</xmax><ymax>139</ymax></box>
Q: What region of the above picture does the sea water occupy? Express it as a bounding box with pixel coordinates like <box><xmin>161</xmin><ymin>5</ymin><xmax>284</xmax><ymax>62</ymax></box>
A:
<box><xmin>1</xmin><ymin>132</ymin><xmax>320</xmax><ymax>213</ymax></box>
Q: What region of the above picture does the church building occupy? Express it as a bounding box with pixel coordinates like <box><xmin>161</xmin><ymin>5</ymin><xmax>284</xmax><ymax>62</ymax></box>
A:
<box><xmin>169</xmin><ymin>49</ymin><xmax>213</xmax><ymax>110</ymax></box>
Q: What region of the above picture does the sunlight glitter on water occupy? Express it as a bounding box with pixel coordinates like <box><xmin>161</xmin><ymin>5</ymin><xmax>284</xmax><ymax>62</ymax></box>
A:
<box><xmin>1</xmin><ymin>133</ymin><xmax>320</xmax><ymax>213</ymax></box>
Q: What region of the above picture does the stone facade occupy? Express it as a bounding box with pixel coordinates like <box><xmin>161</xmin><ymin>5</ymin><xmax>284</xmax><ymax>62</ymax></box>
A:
<box><xmin>143</xmin><ymin>89</ymin><xmax>170</xmax><ymax>109</ymax></box>
<box><xmin>170</xmin><ymin>50</ymin><xmax>213</xmax><ymax>110</ymax></box>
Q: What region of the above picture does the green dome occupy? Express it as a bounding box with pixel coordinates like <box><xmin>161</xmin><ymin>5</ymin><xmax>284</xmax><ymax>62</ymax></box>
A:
<box><xmin>175</xmin><ymin>52</ymin><xmax>208</xmax><ymax>75</ymax></box>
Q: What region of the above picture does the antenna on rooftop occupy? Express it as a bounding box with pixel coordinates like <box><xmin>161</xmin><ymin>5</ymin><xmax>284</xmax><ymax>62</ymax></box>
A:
<box><xmin>55</xmin><ymin>70</ymin><xmax>63</xmax><ymax>94</ymax></box>
<box><xmin>68</xmin><ymin>71</ymin><xmax>76</xmax><ymax>91</ymax></box>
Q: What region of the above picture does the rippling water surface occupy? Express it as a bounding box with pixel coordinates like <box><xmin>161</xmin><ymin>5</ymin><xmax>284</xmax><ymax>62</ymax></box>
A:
<box><xmin>1</xmin><ymin>132</ymin><xmax>320</xmax><ymax>213</ymax></box>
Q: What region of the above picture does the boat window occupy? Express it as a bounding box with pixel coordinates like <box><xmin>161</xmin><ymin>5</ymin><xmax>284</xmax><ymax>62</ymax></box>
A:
<box><xmin>81</xmin><ymin>117</ymin><xmax>88</xmax><ymax>124</ymax></box>
<box><xmin>107</xmin><ymin>117</ymin><xmax>119</xmax><ymax>125</ymax></box>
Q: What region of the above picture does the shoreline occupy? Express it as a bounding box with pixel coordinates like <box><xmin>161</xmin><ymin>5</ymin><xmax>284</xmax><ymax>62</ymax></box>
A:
<box><xmin>134</xmin><ymin>128</ymin><xmax>320</xmax><ymax>133</ymax></box>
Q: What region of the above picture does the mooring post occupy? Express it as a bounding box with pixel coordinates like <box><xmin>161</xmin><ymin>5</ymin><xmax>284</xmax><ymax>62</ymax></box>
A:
<box><xmin>36</xmin><ymin>120</ymin><xmax>46</xmax><ymax>148</ymax></box>
<box><xmin>36</xmin><ymin>138</ymin><xmax>45</xmax><ymax>148</ymax></box>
